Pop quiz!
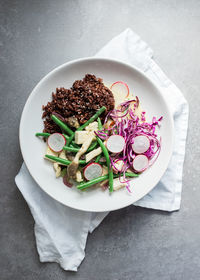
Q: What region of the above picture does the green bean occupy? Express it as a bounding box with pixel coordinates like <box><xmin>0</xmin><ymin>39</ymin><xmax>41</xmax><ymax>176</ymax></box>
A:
<box><xmin>63</xmin><ymin>134</ymin><xmax>80</xmax><ymax>148</ymax></box>
<box><xmin>95</xmin><ymin>117</ymin><xmax>103</xmax><ymax>162</ymax></box>
<box><xmin>66</xmin><ymin>134</ymin><xmax>75</xmax><ymax>147</ymax></box>
<box><xmin>77</xmin><ymin>172</ymin><xmax>138</xmax><ymax>190</ymax></box>
<box><xmin>114</xmin><ymin>173</ymin><xmax>138</xmax><ymax>178</ymax></box>
<box><xmin>63</xmin><ymin>140</ymin><xmax>98</xmax><ymax>154</ymax></box>
<box><xmin>96</xmin><ymin>137</ymin><xmax>113</xmax><ymax>192</ymax></box>
<box><xmin>95</xmin><ymin>154</ymin><xmax>101</xmax><ymax>163</ymax></box>
<box><xmin>78</xmin><ymin>175</ymin><xmax>108</xmax><ymax>189</ymax></box>
<box><xmin>63</xmin><ymin>146</ymin><xmax>79</xmax><ymax>153</ymax></box>
<box><xmin>51</xmin><ymin>115</ymin><xmax>73</xmax><ymax>135</ymax></box>
<box><xmin>35</xmin><ymin>132</ymin><xmax>50</xmax><ymax>137</ymax></box>
<box><xmin>78</xmin><ymin>106</ymin><xmax>106</xmax><ymax>131</ymax></box>
<box><xmin>97</xmin><ymin>117</ymin><xmax>103</xmax><ymax>130</ymax></box>
<box><xmin>66</xmin><ymin>106</ymin><xmax>106</xmax><ymax>146</ymax></box>
<box><xmin>45</xmin><ymin>155</ymin><xmax>86</xmax><ymax>165</ymax></box>
<box><xmin>87</xmin><ymin>141</ymin><xmax>98</xmax><ymax>152</ymax></box>
<box><xmin>66</xmin><ymin>135</ymin><xmax>98</xmax><ymax>151</ymax></box>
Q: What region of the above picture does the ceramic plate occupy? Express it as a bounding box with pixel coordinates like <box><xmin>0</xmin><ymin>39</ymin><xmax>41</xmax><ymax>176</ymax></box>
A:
<box><xmin>20</xmin><ymin>58</ymin><xmax>174</xmax><ymax>212</ymax></box>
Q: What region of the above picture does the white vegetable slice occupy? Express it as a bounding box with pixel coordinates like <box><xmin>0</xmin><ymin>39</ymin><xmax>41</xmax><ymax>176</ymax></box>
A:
<box><xmin>47</xmin><ymin>133</ymin><xmax>66</xmax><ymax>153</ymax></box>
<box><xmin>85</xmin><ymin>147</ymin><xmax>102</xmax><ymax>163</ymax></box>
<box><xmin>76</xmin><ymin>170</ymin><xmax>83</xmax><ymax>182</ymax></box>
<box><xmin>132</xmin><ymin>155</ymin><xmax>149</xmax><ymax>172</ymax></box>
<box><xmin>110</xmin><ymin>81</ymin><xmax>129</xmax><ymax>98</ymax></box>
<box><xmin>110</xmin><ymin>81</ymin><xmax>130</xmax><ymax>108</ymax></box>
<box><xmin>132</xmin><ymin>135</ymin><xmax>150</xmax><ymax>154</ymax></box>
<box><xmin>106</xmin><ymin>135</ymin><xmax>125</xmax><ymax>153</ymax></box>
<box><xmin>53</xmin><ymin>163</ymin><xmax>61</xmax><ymax>178</ymax></box>
<box><xmin>84</xmin><ymin>163</ymin><xmax>103</xmax><ymax>181</ymax></box>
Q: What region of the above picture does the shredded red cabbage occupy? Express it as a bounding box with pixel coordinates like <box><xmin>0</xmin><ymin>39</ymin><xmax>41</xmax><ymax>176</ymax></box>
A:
<box><xmin>96</xmin><ymin>97</ymin><xmax>162</xmax><ymax>188</ymax></box>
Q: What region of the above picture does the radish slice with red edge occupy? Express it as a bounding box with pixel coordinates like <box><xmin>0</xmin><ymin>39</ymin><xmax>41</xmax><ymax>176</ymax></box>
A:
<box><xmin>106</xmin><ymin>135</ymin><xmax>125</xmax><ymax>153</ymax></box>
<box><xmin>132</xmin><ymin>155</ymin><xmax>149</xmax><ymax>173</ymax></box>
<box><xmin>132</xmin><ymin>135</ymin><xmax>150</xmax><ymax>154</ymax></box>
<box><xmin>84</xmin><ymin>163</ymin><xmax>103</xmax><ymax>181</ymax></box>
<box><xmin>47</xmin><ymin>133</ymin><xmax>66</xmax><ymax>152</ymax></box>
<box><xmin>110</xmin><ymin>81</ymin><xmax>130</xmax><ymax>98</ymax></box>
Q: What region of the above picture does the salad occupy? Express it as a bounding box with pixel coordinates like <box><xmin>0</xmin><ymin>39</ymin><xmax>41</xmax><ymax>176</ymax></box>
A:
<box><xmin>36</xmin><ymin>75</ymin><xmax>162</xmax><ymax>193</ymax></box>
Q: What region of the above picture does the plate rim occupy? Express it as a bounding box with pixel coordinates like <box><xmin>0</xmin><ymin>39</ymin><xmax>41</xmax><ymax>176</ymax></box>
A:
<box><xmin>19</xmin><ymin>57</ymin><xmax>174</xmax><ymax>212</ymax></box>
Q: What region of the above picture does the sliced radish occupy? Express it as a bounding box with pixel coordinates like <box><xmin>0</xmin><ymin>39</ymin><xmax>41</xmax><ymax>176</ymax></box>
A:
<box><xmin>47</xmin><ymin>133</ymin><xmax>66</xmax><ymax>152</ymax></box>
<box><xmin>132</xmin><ymin>155</ymin><xmax>149</xmax><ymax>172</ymax></box>
<box><xmin>110</xmin><ymin>81</ymin><xmax>130</xmax><ymax>98</ymax></box>
<box><xmin>84</xmin><ymin>163</ymin><xmax>103</xmax><ymax>181</ymax></box>
<box><xmin>132</xmin><ymin>135</ymin><xmax>150</xmax><ymax>154</ymax></box>
<box><xmin>106</xmin><ymin>135</ymin><xmax>125</xmax><ymax>153</ymax></box>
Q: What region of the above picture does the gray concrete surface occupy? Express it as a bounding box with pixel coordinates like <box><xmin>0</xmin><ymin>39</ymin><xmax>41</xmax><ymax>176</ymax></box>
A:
<box><xmin>0</xmin><ymin>0</ymin><xmax>199</xmax><ymax>279</ymax></box>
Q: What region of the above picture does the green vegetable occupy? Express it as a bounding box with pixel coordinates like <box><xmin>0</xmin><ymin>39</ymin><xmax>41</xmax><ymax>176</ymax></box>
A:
<box><xmin>95</xmin><ymin>154</ymin><xmax>101</xmax><ymax>163</ymax></box>
<box><xmin>63</xmin><ymin>146</ymin><xmax>79</xmax><ymax>153</ymax></box>
<box><xmin>95</xmin><ymin>117</ymin><xmax>103</xmax><ymax>162</ymax></box>
<box><xmin>63</xmin><ymin>141</ymin><xmax>98</xmax><ymax>153</ymax></box>
<box><xmin>63</xmin><ymin>134</ymin><xmax>80</xmax><ymax>148</ymax></box>
<box><xmin>66</xmin><ymin>134</ymin><xmax>75</xmax><ymax>147</ymax></box>
<box><xmin>87</xmin><ymin>141</ymin><xmax>98</xmax><ymax>152</ymax></box>
<box><xmin>66</xmin><ymin>135</ymin><xmax>98</xmax><ymax>151</ymax></box>
<box><xmin>78</xmin><ymin>106</ymin><xmax>106</xmax><ymax>131</ymax></box>
<box><xmin>97</xmin><ymin>117</ymin><xmax>103</xmax><ymax>130</ymax></box>
<box><xmin>35</xmin><ymin>132</ymin><xmax>50</xmax><ymax>137</ymax></box>
<box><xmin>51</xmin><ymin>115</ymin><xmax>73</xmax><ymax>135</ymax></box>
<box><xmin>77</xmin><ymin>172</ymin><xmax>138</xmax><ymax>190</ymax></box>
<box><xmin>96</xmin><ymin>136</ymin><xmax>113</xmax><ymax>192</ymax></box>
<box><xmin>45</xmin><ymin>155</ymin><xmax>86</xmax><ymax>165</ymax></box>
<box><xmin>66</xmin><ymin>106</ymin><xmax>106</xmax><ymax>146</ymax></box>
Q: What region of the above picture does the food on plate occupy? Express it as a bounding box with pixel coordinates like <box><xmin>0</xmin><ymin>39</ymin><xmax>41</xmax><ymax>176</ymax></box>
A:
<box><xmin>132</xmin><ymin>135</ymin><xmax>150</xmax><ymax>154</ymax></box>
<box><xmin>36</xmin><ymin>74</ymin><xmax>162</xmax><ymax>193</ymax></box>
<box><xmin>42</xmin><ymin>74</ymin><xmax>115</xmax><ymax>134</ymax></box>
<box><xmin>84</xmin><ymin>163</ymin><xmax>103</xmax><ymax>181</ymax></box>
<box><xmin>110</xmin><ymin>81</ymin><xmax>130</xmax><ymax>108</ymax></box>
<box><xmin>47</xmin><ymin>133</ymin><xmax>66</xmax><ymax>153</ymax></box>
<box><xmin>106</xmin><ymin>135</ymin><xmax>125</xmax><ymax>153</ymax></box>
<box><xmin>132</xmin><ymin>154</ymin><xmax>149</xmax><ymax>173</ymax></box>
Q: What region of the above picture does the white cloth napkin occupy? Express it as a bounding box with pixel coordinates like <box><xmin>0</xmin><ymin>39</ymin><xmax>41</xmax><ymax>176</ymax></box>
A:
<box><xmin>15</xmin><ymin>28</ymin><xmax>189</xmax><ymax>271</ymax></box>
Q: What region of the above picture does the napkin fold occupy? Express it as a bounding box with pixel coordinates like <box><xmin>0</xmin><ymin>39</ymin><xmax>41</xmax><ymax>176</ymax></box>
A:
<box><xmin>15</xmin><ymin>28</ymin><xmax>189</xmax><ymax>271</ymax></box>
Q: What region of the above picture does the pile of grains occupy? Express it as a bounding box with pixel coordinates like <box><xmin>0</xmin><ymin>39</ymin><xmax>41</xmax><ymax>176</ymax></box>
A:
<box><xmin>42</xmin><ymin>74</ymin><xmax>115</xmax><ymax>134</ymax></box>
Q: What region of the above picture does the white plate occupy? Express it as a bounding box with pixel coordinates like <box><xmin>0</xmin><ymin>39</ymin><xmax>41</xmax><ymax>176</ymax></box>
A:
<box><xmin>20</xmin><ymin>58</ymin><xmax>174</xmax><ymax>212</ymax></box>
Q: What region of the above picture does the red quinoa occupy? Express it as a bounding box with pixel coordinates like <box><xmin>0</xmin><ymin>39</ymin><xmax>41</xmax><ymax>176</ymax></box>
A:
<box><xmin>42</xmin><ymin>74</ymin><xmax>115</xmax><ymax>134</ymax></box>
